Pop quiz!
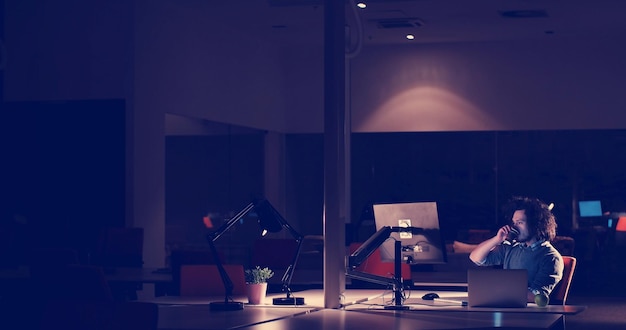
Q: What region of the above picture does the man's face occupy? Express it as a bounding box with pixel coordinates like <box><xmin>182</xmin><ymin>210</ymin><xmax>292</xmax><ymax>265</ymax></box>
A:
<box><xmin>512</xmin><ymin>210</ymin><xmax>532</xmax><ymax>242</ymax></box>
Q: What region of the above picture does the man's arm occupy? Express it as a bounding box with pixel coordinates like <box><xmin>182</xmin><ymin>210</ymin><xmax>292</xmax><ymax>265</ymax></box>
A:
<box><xmin>469</xmin><ymin>226</ymin><xmax>512</xmax><ymax>264</ymax></box>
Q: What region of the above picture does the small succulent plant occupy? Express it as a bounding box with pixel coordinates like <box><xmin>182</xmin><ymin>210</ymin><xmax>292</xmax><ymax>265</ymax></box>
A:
<box><xmin>245</xmin><ymin>266</ymin><xmax>274</xmax><ymax>284</ymax></box>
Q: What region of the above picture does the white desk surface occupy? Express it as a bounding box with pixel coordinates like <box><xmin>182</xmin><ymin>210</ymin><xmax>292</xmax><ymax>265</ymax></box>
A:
<box><xmin>144</xmin><ymin>288</ymin><xmax>586</xmax><ymax>314</ymax></box>
<box><xmin>344</xmin><ymin>289</ymin><xmax>587</xmax><ymax>315</ymax></box>
<box><xmin>143</xmin><ymin>289</ymin><xmax>385</xmax><ymax>308</ymax></box>
<box><xmin>151</xmin><ymin>289</ymin><xmax>585</xmax><ymax>329</ymax></box>
<box><xmin>234</xmin><ymin>308</ymin><xmax>565</xmax><ymax>330</ymax></box>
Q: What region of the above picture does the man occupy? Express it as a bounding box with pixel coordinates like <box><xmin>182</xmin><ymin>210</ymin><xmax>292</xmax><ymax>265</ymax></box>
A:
<box><xmin>469</xmin><ymin>196</ymin><xmax>564</xmax><ymax>302</ymax></box>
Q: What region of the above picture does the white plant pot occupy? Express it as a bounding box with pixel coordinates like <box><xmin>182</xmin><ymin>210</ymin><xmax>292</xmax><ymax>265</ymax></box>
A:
<box><xmin>246</xmin><ymin>282</ymin><xmax>268</xmax><ymax>305</ymax></box>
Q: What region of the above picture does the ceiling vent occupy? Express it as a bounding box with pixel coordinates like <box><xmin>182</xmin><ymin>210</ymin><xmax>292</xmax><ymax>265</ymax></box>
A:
<box><xmin>376</xmin><ymin>18</ymin><xmax>423</xmax><ymax>29</ymax></box>
<box><xmin>267</xmin><ymin>0</ymin><xmax>321</xmax><ymax>6</ymax></box>
<box><xmin>499</xmin><ymin>9</ymin><xmax>549</xmax><ymax>18</ymax></box>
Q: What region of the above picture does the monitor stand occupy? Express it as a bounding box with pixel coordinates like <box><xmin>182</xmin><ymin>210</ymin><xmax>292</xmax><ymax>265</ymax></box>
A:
<box><xmin>384</xmin><ymin>240</ymin><xmax>410</xmax><ymax>310</ymax></box>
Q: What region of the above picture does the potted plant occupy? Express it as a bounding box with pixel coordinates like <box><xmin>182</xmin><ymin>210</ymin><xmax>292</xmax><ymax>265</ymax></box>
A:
<box><xmin>245</xmin><ymin>266</ymin><xmax>274</xmax><ymax>304</ymax></box>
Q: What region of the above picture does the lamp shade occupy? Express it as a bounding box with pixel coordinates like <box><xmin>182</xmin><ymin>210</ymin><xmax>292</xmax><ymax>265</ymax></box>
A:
<box><xmin>254</xmin><ymin>199</ymin><xmax>283</xmax><ymax>234</ymax></box>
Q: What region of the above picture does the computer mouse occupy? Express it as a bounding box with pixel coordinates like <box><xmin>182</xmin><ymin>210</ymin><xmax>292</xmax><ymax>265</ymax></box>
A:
<box><xmin>422</xmin><ymin>292</ymin><xmax>440</xmax><ymax>300</ymax></box>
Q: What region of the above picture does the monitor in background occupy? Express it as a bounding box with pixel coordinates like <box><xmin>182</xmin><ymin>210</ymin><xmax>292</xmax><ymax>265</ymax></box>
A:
<box><xmin>373</xmin><ymin>201</ymin><xmax>446</xmax><ymax>265</ymax></box>
<box><xmin>579</xmin><ymin>200</ymin><xmax>603</xmax><ymax>217</ymax></box>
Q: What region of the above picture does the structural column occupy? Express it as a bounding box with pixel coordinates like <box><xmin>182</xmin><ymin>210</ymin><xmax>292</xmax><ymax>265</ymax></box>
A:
<box><xmin>323</xmin><ymin>0</ymin><xmax>346</xmax><ymax>308</ymax></box>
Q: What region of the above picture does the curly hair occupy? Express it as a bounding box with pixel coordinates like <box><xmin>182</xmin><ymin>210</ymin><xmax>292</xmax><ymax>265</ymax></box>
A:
<box><xmin>503</xmin><ymin>196</ymin><xmax>557</xmax><ymax>241</ymax></box>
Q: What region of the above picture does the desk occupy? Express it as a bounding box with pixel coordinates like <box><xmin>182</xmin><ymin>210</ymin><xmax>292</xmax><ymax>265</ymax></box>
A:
<box><xmin>103</xmin><ymin>267</ymin><xmax>172</xmax><ymax>284</ymax></box>
<box><xmin>103</xmin><ymin>267</ymin><xmax>172</xmax><ymax>300</ymax></box>
<box><xmin>151</xmin><ymin>289</ymin><xmax>584</xmax><ymax>329</ymax></box>
<box><xmin>238</xmin><ymin>308</ymin><xmax>565</xmax><ymax>330</ymax></box>
<box><xmin>150</xmin><ymin>289</ymin><xmax>383</xmax><ymax>329</ymax></box>
<box><xmin>144</xmin><ymin>289</ymin><xmax>385</xmax><ymax>307</ymax></box>
<box><xmin>158</xmin><ymin>304</ymin><xmax>317</xmax><ymax>330</ymax></box>
<box><xmin>344</xmin><ymin>290</ymin><xmax>587</xmax><ymax>315</ymax></box>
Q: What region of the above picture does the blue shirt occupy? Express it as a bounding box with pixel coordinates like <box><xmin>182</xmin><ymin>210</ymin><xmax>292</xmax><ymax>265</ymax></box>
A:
<box><xmin>476</xmin><ymin>240</ymin><xmax>563</xmax><ymax>296</ymax></box>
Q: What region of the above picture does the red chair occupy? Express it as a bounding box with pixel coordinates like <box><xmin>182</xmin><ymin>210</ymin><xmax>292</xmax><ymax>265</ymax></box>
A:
<box><xmin>179</xmin><ymin>264</ymin><xmax>247</xmax><ymax>296</ymax></box>
<box><xmin>549</xmin><ymin>256</ymin><xmax>576</xmax><ymax>305</ymax></box>
<box><xmin>348</xmin><ymin>242</ymin><xmax>411</xmax><ymax>281</ymax></box>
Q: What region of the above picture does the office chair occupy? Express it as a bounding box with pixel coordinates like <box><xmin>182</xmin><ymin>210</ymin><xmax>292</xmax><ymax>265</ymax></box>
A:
<box><xmin>550</xmin><ymin>256</ymin><xmax>577</xmax><ymax>305</ymax></box>
<box><xmin>179</xmin><ymin>264</ymin><xmax>247</xmax><ymax>296</ymax></box>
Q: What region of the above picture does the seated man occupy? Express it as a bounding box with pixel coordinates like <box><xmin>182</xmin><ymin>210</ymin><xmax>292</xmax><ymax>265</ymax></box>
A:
<box><xmin>469</xmin><ymin>196</ymin><xmax>563</xmax><ymax>302</ymax></box>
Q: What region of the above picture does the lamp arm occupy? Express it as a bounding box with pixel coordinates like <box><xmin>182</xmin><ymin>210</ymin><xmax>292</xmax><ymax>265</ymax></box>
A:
<box><xmin>206</xmin><ymin>235</ymin><xmax>234</xmax><ymax>302</ymax></box>
<box><xmin>204</xmin><ymin>202</ymin><xmax>255</xmax><ymax>303</ymax></box>
<box><xmin>280</xmin><ymin>234</ymin><xmax>304</xmax><ymax>295</ymax></box>
<box><xmin>209</xmin><ymin>202</ymin><xmax>255</xmax><ymax>241</ymax></box>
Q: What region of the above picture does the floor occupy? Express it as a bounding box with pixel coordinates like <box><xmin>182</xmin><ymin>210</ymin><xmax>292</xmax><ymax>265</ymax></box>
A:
<box><xmin>546</xmin><ymin>256</ymin><xmax>626</xmax><ymax>330</ymax></box>
<box><xmin>564</xmin><ymin>266</ymin><xmax>626</xmax><ymax>330</ymax></box>
<box><xmin>565</xmin><ymin>294</ymin><xmax>626</xmax><ymax>330</ymax></box>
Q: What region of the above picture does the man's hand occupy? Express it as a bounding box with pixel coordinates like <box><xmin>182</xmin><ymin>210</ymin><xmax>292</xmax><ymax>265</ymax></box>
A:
<box><xmin>469</xmin><ymin>226</ymin><xmax>512</xmax><ymax>264</ymax></box>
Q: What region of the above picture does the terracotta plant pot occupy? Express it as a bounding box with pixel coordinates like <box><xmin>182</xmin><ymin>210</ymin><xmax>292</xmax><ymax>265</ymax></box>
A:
<box><xmin>246</xmin><ymin>283</ymin><xmax>267</xmax><ymax>305</ymax></box>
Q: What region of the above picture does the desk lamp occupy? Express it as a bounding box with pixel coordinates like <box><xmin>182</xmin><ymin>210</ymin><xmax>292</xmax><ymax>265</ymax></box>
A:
<box><xmin>346</xmin><ymin>226</ymin><xmax>424</xmax><ymax>310</ymax></box>
<box><xmin>205</xmin><ymin>198</ymin><xmax>305</xmax><ymax>311</ymax></box>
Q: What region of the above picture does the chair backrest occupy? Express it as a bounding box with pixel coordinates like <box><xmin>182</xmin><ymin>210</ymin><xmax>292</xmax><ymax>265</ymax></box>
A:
<box><xmin>549</xmin><ymin>256</ymin><xmax>576</xmax><ymax>305</ymax></box>
<box><xmin>348</xmin><ymin>242</ymin><xmax>411</xmax><ymax>280</ymax></box>
<box><xmin>552</xmin><ymin>236</ymin><xmax>576</xmax><ymax>256</ymax></box>
<box><xmin>40</xmin><ymin>301</ymin><xmax>158</xmax><ymax>330</ymax></box>
<box><xmin>179</xmin><ymin>264</ymin><xmax>246</xmax><ymax>296</ymax></box>
<box><xmin>34</xmin><ymin>264</ymin><xmax>114</xmax><ymax>301</ymax></box>
<box><xmin>95</xmin><ymin>227</ymin><xmax>144</xmax><ymax>268</ymax></box>
<box><xmin>29</xmin><ymin>247</ymin><xmax>80</xmax><ymax>278</ymax></box>
<box><xmin>169</xmin><ymin>249</ymin><xmax>220</xmax><ymax>296</ymax></box>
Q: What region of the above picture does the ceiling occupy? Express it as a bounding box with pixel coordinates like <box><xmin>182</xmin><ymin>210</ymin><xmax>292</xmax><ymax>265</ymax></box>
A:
<box><xmin>261</xmin><ymin>0</ymin><xmax>626</xmax><ymax>45</ymax></box>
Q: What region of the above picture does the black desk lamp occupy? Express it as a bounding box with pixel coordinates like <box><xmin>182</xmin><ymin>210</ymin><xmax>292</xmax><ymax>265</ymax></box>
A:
<box><xmin>346</xmin><ymin>226</ymin><xmax>423</xmax><ymax>310</ymax></box>
<box><xmin>205</xmin><ymin>198</ymin><xmax>305</xmax><ymax>311</ymax></box>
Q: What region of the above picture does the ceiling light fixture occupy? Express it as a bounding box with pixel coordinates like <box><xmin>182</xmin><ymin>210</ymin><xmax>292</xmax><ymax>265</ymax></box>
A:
<box><xmin>406</xmin><ymin>34</ymin><xmax>415</xmax><ymax>40</ymax></box>
<box><xmin>357</xmin><ymin>2</ymin><xmax>366</xmax><ymax>9</ymax></box>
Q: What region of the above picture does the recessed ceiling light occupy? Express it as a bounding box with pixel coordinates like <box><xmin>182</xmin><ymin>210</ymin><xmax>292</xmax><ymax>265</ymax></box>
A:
<box><xmin>357</xmin><ymin>2</ymin><xmax>366</xmax><ymax>9</ymax></box>
<box><xmin>406</xmin><ymin>34</ymin><xmax>415</xmax><ymax>40</ymax></box>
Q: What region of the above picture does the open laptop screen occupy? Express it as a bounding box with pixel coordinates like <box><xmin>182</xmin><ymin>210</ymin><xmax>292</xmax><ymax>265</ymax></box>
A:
<box><xmin>467</xmin><ymin>268</ymin><xmax>528</xmax><ymax>308</ymax></box>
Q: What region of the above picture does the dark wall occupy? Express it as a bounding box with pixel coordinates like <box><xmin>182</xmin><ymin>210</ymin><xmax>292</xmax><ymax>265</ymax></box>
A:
<box><xmin>165</xmin><ymin>134</ymin><xmax>265</xmax><ymax>247</ymax></box>
<box><xmin>351</xmin><ymin>132</ymin><xmax>497</xmax><ymax>241</ymax></box>
<box><xmin>283</xmin><ymin>130</ymin><xmax>626</xmax><ymax>243</ymax></box>
<box><xmin>1</xmin><ymin>99</ymin><xmax>126</xmax><ymax>259</ymax></box>
<box><xmin>163</xmin><ymin>129</ymin><xmax>626</xmax><ymax>249</ymax></box>
<box><xmin>285</xmin><ymin>134</ymin><xmax>324</xmax><ymax>235</ymax></box>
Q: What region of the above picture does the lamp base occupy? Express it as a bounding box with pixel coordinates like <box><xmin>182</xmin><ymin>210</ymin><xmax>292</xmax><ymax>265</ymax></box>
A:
<box><xmin>209</xmin><ymin>301</ymin><xmax>244</xmax><ymax>311</ymax></box>
<box><xmin>273</xmin><ymin>296</ymin><xmax>305</xmax><ymax>305</ymax></box>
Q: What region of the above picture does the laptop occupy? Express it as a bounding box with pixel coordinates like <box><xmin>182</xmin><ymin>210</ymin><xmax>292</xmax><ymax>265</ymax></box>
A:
<box><xmin>467</xmin><ymin>268</ymin><xmax>528</xmax><ymax>308</ymax></box>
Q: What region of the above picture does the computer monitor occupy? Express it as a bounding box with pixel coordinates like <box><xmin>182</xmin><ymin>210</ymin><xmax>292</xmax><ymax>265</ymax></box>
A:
<box><xmin>373</xmin><ymin>201</ymin><xmax>446</xmax><ymax>265</ymax></box>
<box><xmin>579</xmin><ymin>200</ymin><xmax>603</xmax><ymax>217</ymax></box>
